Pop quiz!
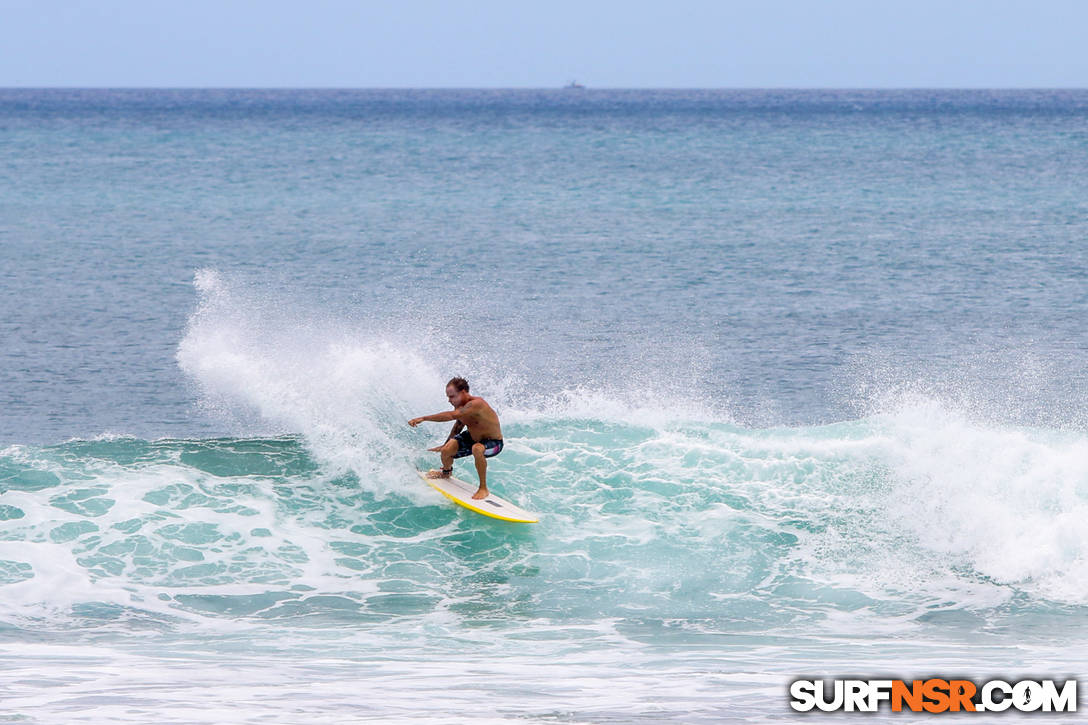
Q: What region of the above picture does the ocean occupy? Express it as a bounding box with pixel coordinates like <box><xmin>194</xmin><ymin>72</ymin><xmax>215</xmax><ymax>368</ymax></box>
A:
<box><xmin>1</xmin><ymin>89</ymin><xmax>1087</xmax><ymax>722</ymax></box>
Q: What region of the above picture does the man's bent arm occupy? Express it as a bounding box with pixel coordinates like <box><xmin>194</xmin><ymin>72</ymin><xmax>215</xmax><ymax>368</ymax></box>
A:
<box><xmin>447</xmin><ymin>421</ymin><xmax>465</xmax><ymax>440</ymax></box>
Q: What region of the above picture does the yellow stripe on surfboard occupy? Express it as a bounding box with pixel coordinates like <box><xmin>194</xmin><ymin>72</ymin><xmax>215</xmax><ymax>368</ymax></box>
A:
<box><xmin>417</xmin><ymin>470</ymin><xmax>539</xmax><ymax>523</ymax></box>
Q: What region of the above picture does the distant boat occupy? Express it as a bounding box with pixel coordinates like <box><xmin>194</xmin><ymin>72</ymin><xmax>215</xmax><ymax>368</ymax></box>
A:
<box><xmin>564</xmin><ymin>80</ymin><xmax>586</xmax><ymax>90</ymax></box>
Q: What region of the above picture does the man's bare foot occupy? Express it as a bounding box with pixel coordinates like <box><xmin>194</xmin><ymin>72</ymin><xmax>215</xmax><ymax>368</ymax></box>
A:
<box><xmin>471</xmin><ymin>487</ymin><xmax>489</xmax><ymax>500</ymax></box>
<box><xmin>426</xmin><ymin>468</ymin><xmax>452</xmax><ymax>479</ymax></box>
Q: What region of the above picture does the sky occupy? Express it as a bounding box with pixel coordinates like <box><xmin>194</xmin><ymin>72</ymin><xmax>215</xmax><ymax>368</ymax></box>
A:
<box><xmin>2</xmin><ymin>0</ymin><xmax>1086</xmax><ymax>88</ymax></box>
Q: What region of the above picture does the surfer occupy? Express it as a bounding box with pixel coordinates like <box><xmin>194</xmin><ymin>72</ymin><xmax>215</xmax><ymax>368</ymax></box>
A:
<box><xmin>408</xmin><ymin>377</ymin><xmax>504</xmax><ymax>500</ymax></box>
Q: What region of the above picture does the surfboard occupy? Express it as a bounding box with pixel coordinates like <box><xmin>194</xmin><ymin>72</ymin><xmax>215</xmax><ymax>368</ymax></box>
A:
<box><xmin>417</xmin><ymin>470</ymin><xmax>538</xmax><ymax>523</ymax></box>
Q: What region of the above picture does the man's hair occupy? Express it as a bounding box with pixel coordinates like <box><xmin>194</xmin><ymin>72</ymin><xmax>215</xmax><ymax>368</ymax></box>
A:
<box><xmin>446</xmin><ymin>377</ymin><xmax>470</xmax><ymax>392</ymax></box>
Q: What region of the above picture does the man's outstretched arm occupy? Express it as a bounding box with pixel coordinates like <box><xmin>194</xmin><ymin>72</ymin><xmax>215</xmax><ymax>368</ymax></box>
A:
<box><xmin>408</xmin><ymin>403</ymin><xmax>472</xmax><ymax>427</ymax></box>
<box><xmin>409</xmin><ymin>411</ymin><xmax>453</xmax><ymax>426</ymax></box>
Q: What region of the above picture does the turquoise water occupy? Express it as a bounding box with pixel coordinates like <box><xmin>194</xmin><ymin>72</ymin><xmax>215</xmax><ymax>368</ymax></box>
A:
<box><xmin>1</xmin><ymin>90</ymin><xmax>1087</xmax><ymax>721</ymax></box>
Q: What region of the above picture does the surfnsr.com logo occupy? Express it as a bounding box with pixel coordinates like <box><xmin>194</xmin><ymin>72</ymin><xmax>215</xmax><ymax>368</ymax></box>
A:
<box><xmin>789</xmin><ymin>678</ymin><xmax>1078</xmax><ymax>713</ymax></box>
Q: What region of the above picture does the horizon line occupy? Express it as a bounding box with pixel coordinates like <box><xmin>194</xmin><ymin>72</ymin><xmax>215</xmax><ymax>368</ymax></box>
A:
<box><xmin>3</xmin><ymin>85</ymin><xmax>1088</xmax><ymax>91</ymax></box>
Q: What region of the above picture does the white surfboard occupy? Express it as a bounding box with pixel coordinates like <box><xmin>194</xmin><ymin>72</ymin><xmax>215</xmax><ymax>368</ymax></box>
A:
<box><xmin>417</xmin><ymin>470</ymin><xmax>539</xmax><ymax>523</ymax></box>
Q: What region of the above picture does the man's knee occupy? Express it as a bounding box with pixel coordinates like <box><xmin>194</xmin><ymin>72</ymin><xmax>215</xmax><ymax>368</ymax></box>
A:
<box><xmin>442</xmin><ymin>439</ymin><xmax>459</xmax><ymax>454</ymax></box>
<box><xmin>471</xmin><ymin>442</ymin><xmax>485</xmax><ymax>457</ymax></box>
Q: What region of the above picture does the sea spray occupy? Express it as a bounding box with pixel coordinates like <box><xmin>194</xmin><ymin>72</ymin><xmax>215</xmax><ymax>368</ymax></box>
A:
<box><xmin>177</xmin><ymin>269</ymin><xmax>446</xmax><ymax>495</ymax></box>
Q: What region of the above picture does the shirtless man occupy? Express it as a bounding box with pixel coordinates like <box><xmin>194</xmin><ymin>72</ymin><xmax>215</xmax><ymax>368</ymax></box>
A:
<box><xmin>408</xmin><ymin>377</ymin><xmax>504</xmax><ymax>500</ymax></box>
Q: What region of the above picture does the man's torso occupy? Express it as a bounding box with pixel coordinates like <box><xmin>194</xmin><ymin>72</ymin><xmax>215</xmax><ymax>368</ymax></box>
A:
<box><xmin>457</xmin><ymin>396</ymin><xmax>503</xmax><ymax>441</ymax></box>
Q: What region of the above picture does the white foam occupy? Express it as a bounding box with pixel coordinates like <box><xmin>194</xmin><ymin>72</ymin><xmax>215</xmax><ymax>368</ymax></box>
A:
<box><xmin>1</xmin><ymin>636</ymin><xmax>1081</xmax><ymax>724</ymax></box>
<box><xmin>0</xmin><ymin>449</ymin><xmax>393</xmax><ymax>629</ymax></box>
<box><xmin>875</xmin><ymin>396</ymin><xmax>1088</xmax><ymax>604</ymax></box>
